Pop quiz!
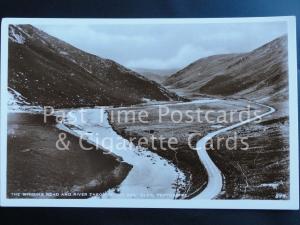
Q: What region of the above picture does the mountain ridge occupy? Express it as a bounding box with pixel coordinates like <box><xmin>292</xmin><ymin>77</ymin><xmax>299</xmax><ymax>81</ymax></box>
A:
<box><xmin>164</xmin><ymin>35</ymin><xmax>288</xmax><ymax>104</ymax></box>
<box><xmin>8</xmin><ymin>25</ymin><xmax>180</xmax><ymax>108</ymax></box>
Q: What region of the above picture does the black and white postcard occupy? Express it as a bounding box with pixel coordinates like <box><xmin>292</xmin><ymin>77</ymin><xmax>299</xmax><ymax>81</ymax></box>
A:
<box><xmin>0</xmin><ymin>17</ymin><xmax>298</xmax><ymax>209</ymax></box>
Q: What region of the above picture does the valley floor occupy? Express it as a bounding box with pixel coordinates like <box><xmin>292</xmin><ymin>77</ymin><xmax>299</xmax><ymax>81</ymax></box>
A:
<box><xmin>108</xmin><ymin>99</ymin><xmax>288</xmax><ymax>199</ymax></box>
<box><xmin>7</xmin><ymin>98</ymin><xmax>289</xmax><ymax>200</ymax></box>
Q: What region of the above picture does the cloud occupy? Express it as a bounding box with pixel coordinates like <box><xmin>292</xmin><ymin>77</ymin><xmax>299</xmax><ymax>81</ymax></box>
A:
<box><xmin>126</xmin><ymin>44</ymin><xmax>214</xmax><ymax>69</ymax></box>
<box><xmin>37</xmin><ymin>21</ymin><xmax>287</xmax><ymax>70</ymax></box>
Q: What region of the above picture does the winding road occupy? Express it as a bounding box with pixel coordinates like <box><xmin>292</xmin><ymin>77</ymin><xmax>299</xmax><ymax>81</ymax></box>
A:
<box><xmin>193</xmin><ymin>103</ymin><xmax>275</xmax><ymax>199</ymax></box>
<box><xmin>56</xmin><ymin>99</ymin><xmax>275</xmax><ymax>200</ymax></box>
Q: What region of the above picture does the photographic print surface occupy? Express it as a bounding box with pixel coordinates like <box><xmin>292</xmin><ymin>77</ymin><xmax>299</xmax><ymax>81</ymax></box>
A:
<box><xmin>0</xmin><ymin>17</ymin><xmax>298</xmax><ymax>209</ymax></box>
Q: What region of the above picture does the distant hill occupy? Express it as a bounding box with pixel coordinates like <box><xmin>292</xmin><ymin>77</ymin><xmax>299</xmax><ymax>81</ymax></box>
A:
<box><xmin>8</xmin><ymin>25</ymin><xmax>180</xmax><ymax>108</ymax></box>
<box><xmin>164</xmin><ymin>36</ymin><xmax>288</xmax><ymax>103</ymax></box>
<box><xmin>132</xmin><ymin>68</ymin><xmax>179</xmax><ymax>83</ymax></box>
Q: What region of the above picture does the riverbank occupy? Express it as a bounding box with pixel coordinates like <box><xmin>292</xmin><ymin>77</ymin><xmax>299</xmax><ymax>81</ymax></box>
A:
<box><xmin>7</xmin><ymin>113</ymin><xmax>131</xmax><ymax>199</ymax></box>
<box><xmin>58</xmin><ymin>108</ymin><xmax>186</xmax><ymax>199</ymax></box>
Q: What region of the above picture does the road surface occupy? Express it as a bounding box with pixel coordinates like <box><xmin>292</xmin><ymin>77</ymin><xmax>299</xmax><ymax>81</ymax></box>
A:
<box><xmin>193</xmin><ymin>103</ymin><xmax>275</xmax><ymax>199</ymax></box>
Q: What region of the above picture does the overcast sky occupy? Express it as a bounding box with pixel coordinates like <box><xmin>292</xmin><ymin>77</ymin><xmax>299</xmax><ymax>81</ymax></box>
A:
<box><xmin>37</xmin><ymin>22</ymin><xmax>287</xmax><ymax>70</ymax></box>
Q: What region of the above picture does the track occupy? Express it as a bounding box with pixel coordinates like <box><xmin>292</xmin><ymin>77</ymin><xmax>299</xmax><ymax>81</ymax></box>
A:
<box><xmin>193</xmin><ymin>103</ymin><xmax>275</xmax><ymax>199</ymax></box>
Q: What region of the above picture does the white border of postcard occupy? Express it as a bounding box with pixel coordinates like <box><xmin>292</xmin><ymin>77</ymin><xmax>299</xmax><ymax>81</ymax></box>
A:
<box><xmin>0</xmin><ymin>17</ymin><xmax>298</xmax><ymax>209</ymax></box>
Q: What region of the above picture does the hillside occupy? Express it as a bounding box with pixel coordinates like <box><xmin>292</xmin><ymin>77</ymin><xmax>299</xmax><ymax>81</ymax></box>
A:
<box><xmin>164</xmin><ymin>36</ymin><xmax>288</xmax><ymax>104</ymax></box>
<box><xmin>8</xmin><ymin>25</ymin><xmax>179</xmax><ymax>108</ymax></box>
